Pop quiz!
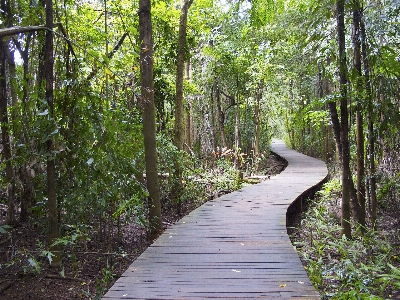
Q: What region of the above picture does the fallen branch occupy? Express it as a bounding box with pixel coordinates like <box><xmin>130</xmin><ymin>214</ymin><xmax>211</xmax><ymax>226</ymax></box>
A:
<box><xmin>45</xmin><ymin>274</ymin><xmax>85</xmax><ymax>282</ymax></box>
<box><xmin>0</xmin><ymin>237</ymin><xmax>10</xmax><ymax>246</ymax></box>
<box><xmin>243</xmin><ymin>176</ymin><xmax>271</xmax><ymax>183</ymax></box>
<box><xmin>0</xmin><ymin>280</ymin><xmax>14</xmax><ymax>294</ymax></box>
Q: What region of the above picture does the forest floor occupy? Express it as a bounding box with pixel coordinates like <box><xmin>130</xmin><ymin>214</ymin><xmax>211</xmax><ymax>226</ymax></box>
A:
<box><xmin>0</xmin><ymin>153</ymin><xmax>286</xmax><ymax>300</ymax></box>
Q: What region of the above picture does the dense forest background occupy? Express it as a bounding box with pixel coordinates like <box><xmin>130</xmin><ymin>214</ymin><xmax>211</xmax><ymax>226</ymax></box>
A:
<box><xmin>1</xmin><ymin>0</ymin><xmax>399</xmax><ymax>298</ymax></box>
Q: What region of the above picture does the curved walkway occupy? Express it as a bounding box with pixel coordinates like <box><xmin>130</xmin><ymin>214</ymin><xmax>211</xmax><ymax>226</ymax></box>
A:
<box><xmin>102</xmin><ymin>140</ymin><xmax>328</xmax><ymax>299</ymax></box>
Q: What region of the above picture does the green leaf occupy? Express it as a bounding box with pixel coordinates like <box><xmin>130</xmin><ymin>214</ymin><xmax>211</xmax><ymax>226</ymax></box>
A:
<box><xmin>0</xmin><ymin>225</ymin><xmax>12</xmax><ymax>234</ymax></box>
<box><xmin>28</xmin><ymin>257</ymin><xmax>41</xmax><ymax>273</ymax></box>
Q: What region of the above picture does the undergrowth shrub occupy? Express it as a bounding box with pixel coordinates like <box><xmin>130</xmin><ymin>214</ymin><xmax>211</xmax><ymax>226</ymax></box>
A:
<box><xmin>293</xmin><ymin>179</ymin><xmax>400</xmax><ymax>299</ymax></box>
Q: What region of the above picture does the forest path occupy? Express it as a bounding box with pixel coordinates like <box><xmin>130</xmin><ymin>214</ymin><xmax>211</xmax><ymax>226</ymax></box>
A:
<box><xmin>102</xmin><ymin>139</ymin><xmax>328</xmax><ymax>299</ymax></box>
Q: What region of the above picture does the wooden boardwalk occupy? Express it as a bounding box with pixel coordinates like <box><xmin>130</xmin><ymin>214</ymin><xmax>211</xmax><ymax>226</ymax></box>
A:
<box><xmin>102</xmin><ymin>140</ymin><xmax>328</xmax><ymax>299</ymax></box>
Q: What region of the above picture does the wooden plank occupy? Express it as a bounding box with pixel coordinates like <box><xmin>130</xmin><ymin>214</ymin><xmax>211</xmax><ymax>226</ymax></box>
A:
<box><xmin>102</xmin><ymin>140</ymin><xmax>327</xmax><ymax>299</ymax></box>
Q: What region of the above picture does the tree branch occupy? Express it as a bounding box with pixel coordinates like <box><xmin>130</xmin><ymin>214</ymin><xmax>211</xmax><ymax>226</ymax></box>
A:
<box><xmin>0</xmin><ymin>25</ymin><xmax>47</xmax><ymax>38</ymax></box>
<box><xmin>220</xmin><ymin>89</ymin><xmax>237</xmax><ymax>112</ymax></box>
<box><xmin>86</xmin><ymin>32</ymin><xmax>129</xmax><ymax>81</ymax></box>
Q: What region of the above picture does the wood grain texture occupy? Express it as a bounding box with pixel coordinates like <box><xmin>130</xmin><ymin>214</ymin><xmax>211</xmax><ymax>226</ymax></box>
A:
<box><xmin>102</xmin><ymin>140</ymin><xmax>327</xmax><ymax>299</ymax></box>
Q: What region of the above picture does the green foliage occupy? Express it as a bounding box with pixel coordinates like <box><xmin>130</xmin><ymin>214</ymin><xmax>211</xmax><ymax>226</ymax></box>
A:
<box><xmin>294</xmin><ymin>179</ymin><xmax>399</xmax><ymax>299</ymax></box>
<box><xmin>52</xmin><ymin>224</ymin><xmax>91</xmax><ymax>247</ymax></box>
<box><xmin>95</xmin><ymin>261</ymin><xmax>117</xmax><ymax>299</ymax></box>
<box><xmin>317</xmin><ymin>177</ymin><xmax>341</xmax><ymax>201</ymax></box>
<box><xmin>213</xmin><ymin>159</ymin><xmax>239</xmax><ymax>191</ymax></box>
<box><xmin>24</xmin><ymin>257</ymin><xmax>41</xmax><ymax>274</ymax></box>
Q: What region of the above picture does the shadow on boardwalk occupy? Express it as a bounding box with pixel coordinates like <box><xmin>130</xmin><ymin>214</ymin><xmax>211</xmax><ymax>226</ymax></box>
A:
<box><xmin>102</xmin><ymin>140</ymin><xmax>328</xmax><ymax>299</ymax></box>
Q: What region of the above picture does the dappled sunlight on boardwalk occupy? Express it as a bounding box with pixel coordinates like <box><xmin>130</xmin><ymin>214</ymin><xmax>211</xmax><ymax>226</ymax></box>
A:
<box><xmin>102</xmin><ymin>140</ymin><xmax>327</xmax><ymax>299</ymax></box>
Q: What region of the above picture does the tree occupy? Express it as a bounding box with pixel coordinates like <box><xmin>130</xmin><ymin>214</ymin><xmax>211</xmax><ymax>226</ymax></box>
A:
<box><xmin>44</xmin><ymin>0</ymin><xmax>61</xmax><ymax>267</ymax></box>
<box><xmin>352</xmin><ymin>0</ymin><xmax>366</xmax><ymax>227</ymax></box>
<box><xmin>0</xmin><ymin>0</ymin><xmax>17</xmax><ymax>226</ymax></box>
<box><xmin>138</xmin><ymin>0</ymin><xmax>163</xmax><ymax>240</ymax></box>
<box><xmin>175</xmin><ymin>0</ymin><xmax>194</xmax><ymax>152</ymax></box>
<box><xmin>172</xmin><ymin>0</ymin><xmax>194</xmax><ymax>205</ymax></box>
<box><xmin>360</xmin><ymin>8</ymin><xmax>377</xmax><ymax>229</ymax></box>
<box><xmin>336</xmin><ymin>0</ymin><xmax>351</xmax><ymax>238</ymax></box>
<box><xmin>0</xmin><ymin>38</ymin><xmax>16</xmax><ymax>225</ymax></box>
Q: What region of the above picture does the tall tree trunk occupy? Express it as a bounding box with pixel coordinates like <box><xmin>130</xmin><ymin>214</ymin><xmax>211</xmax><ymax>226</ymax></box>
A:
<box><xmin>0</xmin><ymin>39</ymin><xmax>16</xmax><ymax>225</ymax></box>
<box><xmin>174</xmin><ymin>0</ymin><xmax>193</xmax><ymax>152</ymax></box>
<box><xmin>172</xmin><ymin>0</ymin><xmax>194</xmax><ymax>205</ymax></box>
<box><xmin>0</xmin><ymin>0</ymin><xmax>17</xmax><ymax>225</ymax></box>
<box><xmin>352</xmin><ymin>0</ymin><xmax>366</xmax><ymax>228</ymax></box>
<box><xmin>336</xmin><ymin>0</ymin><xmax>352</xmax><ymax>239</ymax></box>
<box><xmin>45</xmin><ymin>0</ymin><xmax>61</xmax><ymax>267</ymax></box>
<box><xmin>360</xmin><ymin>12</ymin><xmax>377</xmax><ymax>229</ymax></box>
<box><xmin>138</xmin><ymin>0</ymin><xmax>162</xmax><ymax>240</ymax></box>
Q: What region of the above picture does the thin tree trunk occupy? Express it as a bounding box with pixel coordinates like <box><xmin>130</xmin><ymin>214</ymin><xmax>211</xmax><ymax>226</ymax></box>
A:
<box><xmin>318</xmin><ymin>63</ymin><xmax>328</xmax><ymax>161</ymax></box>
<box><xmin>0</xmin><ymin>1</ymin><xmax>17</xmax><ymax>225</ymax></box>
<box><xmin>0</xmin><ymin>39</ymin><xmax>16</xmax><ymax>225</ymax></box>
<box><xmin>353</xmin><ymin>0</ymin><xmax>366</xmax><ymax>228</ymax></box>
<box><xmin>253</xmin><ymin>80</ymin><xmax>263</xmax><ymax>171</ymax></box>
<box><xmin>359</xmin><ymin>8</ymin><xmax>377</xmax><ymax>229</ymax></box>
<box><xmin>216</xmin><ymin>87</ymin><xmax>226</xmax><ymax>148</ymax></box>
<box><xmin>327</xmin><ymin>101</ymin><xmax>342</xmax><ymax>161</ymax></box>
<box><xmin>138</xmin><ymin>0</ymin><xmax>162</xmax><ymax>240</ymax></box>
<box><xmin>172</xmin><ymin>0</ymin><xmax>194</xmax><ymax>204</ymax></box>
<box><xmin>336</xmin><ymin>0</ymin><xmax>352</xmax><ymax>239</ymax></box>
<box><xmin>323</xmin><ymin>58</ymin><xmax>342</xmax><ymax>162</ymax></box>
<box><xmin>185</xmin><ymin>62</ymin><xmax>193</xmax><ymax>149</ymax></box>
<box><xmin>185</xmin><ymin>104</ymin><xmax>191</xmax><ymax>150</ymax></box>
<box><xmin>174</xmin><ymin>0</ymin><xmax>194</xmax><ymax>152</ymax></box>
<box><xmin>45</xmin><ymin>0</ymin><xmax>61</xmax><ymax>267</ymax></box>
<box><xmin>254</xmin><ymin>81</ymin><xmax>263</xmax><ymax>157</ymax></box>
<box><xmin>288</xmin><ymin>81</ymin><xmax>295</xmax><ymax>148</ymax></box>
<box><xmin>234</xmin><ymin>101</ymin><xmax>240</xmax><ymax>169</ymax></box>
<box><xmin>85</xmin><ymin>32</ymin><xmax>128</xmax><ymax>82</ymax></box>
<box><xmin>210</xmin><ymin>85</ymin><xmax>216</xmax><ymax>153</ymax></box>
